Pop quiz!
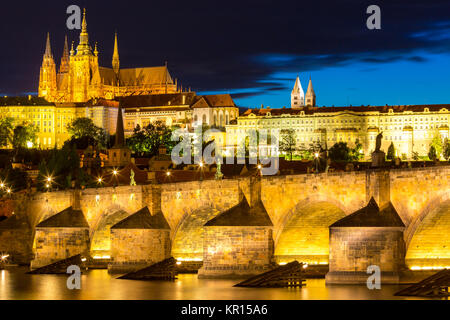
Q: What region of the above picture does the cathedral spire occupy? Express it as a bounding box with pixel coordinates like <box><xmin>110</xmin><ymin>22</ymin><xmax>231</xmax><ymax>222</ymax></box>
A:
<box><xmin>77</xmin><ymin>8</ymin><xmax>90</xmax><ymax>54</ymax></box>
<box><xmin>112</xmin><ymin>32</ymin><xmax>120</xmax><ymax>74</ymax></box>
<box><xmin>59</xmin><ymin>35</ymin><xmax>70</xmax><ymax>73</ymax></box>
<box><xmin>44</xmin><ymin>32</ymin><xmax>53</xmax><ymax>58</ymax></box>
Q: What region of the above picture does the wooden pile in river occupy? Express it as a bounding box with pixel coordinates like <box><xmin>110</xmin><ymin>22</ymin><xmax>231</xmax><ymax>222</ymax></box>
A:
<box><xmin>28</xmin><ymin>254</ymin><xmax>85</xmax><ymax>274</ymax></box>
<box><xmin>234</xmin><ymin>261</ymin><xmax>306</xmax><ymax>288</ymax></box>
<box><xmin>395</xmin><ymin>269</ymin><xmax>450</xmax><ymax>297</ymax></box>
<box><xmin>118</xmin><ymin>257</ymin><xmax>178</xmax><ymax>281</ymax></box>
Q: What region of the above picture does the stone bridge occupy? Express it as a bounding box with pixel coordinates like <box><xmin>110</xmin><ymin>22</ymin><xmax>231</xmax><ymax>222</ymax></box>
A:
<box><xmin>4</xmin><ymin>165</ymin><xmax>450</xmax><ymax>269</ymax></box>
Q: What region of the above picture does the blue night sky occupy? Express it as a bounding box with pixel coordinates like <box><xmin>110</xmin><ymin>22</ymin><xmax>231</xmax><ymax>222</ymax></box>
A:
<box><xmin>1</xmin><ymin>0</ymin><xmax>450</xmax><ymax>110</ymax></box>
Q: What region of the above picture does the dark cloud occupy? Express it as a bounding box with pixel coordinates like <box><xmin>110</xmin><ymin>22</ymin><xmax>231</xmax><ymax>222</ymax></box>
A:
<box><xmin>0</xmin><ymin>0</ymin><xmax>450</xmax><ymax>98</ymax></box>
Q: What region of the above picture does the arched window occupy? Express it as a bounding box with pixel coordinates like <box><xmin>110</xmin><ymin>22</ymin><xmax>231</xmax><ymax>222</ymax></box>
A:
<box><xmin>202</xmin><ymin>114</ymin><xmax>207</xmax><ymax>124</ymax></box>
<box><xmin>214</xmin><ymin>113</ymin><xmax>217</xmax><ymax>126</ymax></box>
<box><xmin>194</xmin><ymin>115</ymin><xmax>198</xmax><ymax>123</ymax></box>
<box><xmin>220</xmin><ymin>114</ymin><xmax>224</xmax><ymax>127</ymax></box>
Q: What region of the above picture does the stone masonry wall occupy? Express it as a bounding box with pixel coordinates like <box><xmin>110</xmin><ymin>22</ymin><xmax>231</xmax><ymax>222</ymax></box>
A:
<box><xmin>199</xmin><ymin>226</ymin><xmax>273</xmax><ymax>278</ymax></box>
<box><xmin>109</xmin><ymin>229</ymin><xmax>171</xmax><ymax>273</ymax></box>
<box><xmin>0</xmin><ymin>229</ymin><xmax>33</xmax><ymax>265</ymax></box>
<box><xmin>327</xmin><ymin>227</ymin><xmax>405</xmax><ymax>284</ymax></box>
<box><xmin>31</xmin><ymin>227</ymin><xmax>90</xmax><ymax>269</ymax></box>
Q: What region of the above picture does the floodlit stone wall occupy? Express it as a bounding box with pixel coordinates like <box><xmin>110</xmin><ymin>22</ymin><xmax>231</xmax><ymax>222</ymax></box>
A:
<box><xmin>199</xmin><ymin>226</ymin><xmax>274</xmax><ymax>278</ymax></box>
<box><xmin>109</xmin><ymin>229</ymin><xmax>171</xmax><ymax>273</ymax></box>
<box><xmin>31</xmin><ymin>227</ymin><xmax>90</xmax><ymax>269</ymax></box>
<box><xmin>327</xmin><ymin>227</ymin><xmax>405</xmax><ymax>284</ymax></box>
<box><xmin>0</xmin><ymin>228</ymin><xmax>32</xmax><ymax>264</ymax></box>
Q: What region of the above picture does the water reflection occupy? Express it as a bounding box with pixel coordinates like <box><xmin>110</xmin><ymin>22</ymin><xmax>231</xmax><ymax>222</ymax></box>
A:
<box><xmin>0</xmin><ymin>267</ymin><xmax>440</xmax><ymax>300</ymax></box>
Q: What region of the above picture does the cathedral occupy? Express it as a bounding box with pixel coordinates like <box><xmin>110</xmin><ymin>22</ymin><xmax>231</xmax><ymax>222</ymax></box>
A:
<box><xmin>38</xmin><ymin>9</ymin><xmax>177</xmax><ymax>103</ymax></box>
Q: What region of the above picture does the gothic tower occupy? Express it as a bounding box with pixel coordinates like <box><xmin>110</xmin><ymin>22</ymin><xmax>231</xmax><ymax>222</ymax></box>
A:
<box><xmin>38</xmin><ymin>33</ymin><xmax>57</xmax><ymax>100</ymax></box>
<box><xmin>68</xmin><ymin>9</ymin><xmax>100</xmax><ymax>102</ymax></box>
<box><xmin>59</xmin><ymin>35</ymin><xmax>70</xmax><ymax>74</ymax></box>
<box><xmin>291</xmin><ymin>75</ymin><xmax>304</xmax><ymax>108</ymax></box>
<box><xmin>112</xmin><ymin>32</ymin><xmax>120</xmax><ymax>75</ymax></box>
<box><xmin>305</xmin><ymin>77</ymin><xmax>316</xmax><ymax>107</ymax></box>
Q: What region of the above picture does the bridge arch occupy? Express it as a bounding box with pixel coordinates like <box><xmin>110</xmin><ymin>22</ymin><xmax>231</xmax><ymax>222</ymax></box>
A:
<box><xmin>405</xmin><ymin>196</ymin><xmax>450</xmax><ymax>269</ymax></box>
<box><xmin>171</xmin><ymin>204</ymin><xmax>225</xmax><ymax>261</ymax></box>
<box><xmin>274</xmin><ymin>198</ymin><xmax>349</xmax><ymax>265</ymax></box>
<box><xmin>89</xmin><ymin>204</ymin><xmax>131</xmax><ymax>256</ymax></box>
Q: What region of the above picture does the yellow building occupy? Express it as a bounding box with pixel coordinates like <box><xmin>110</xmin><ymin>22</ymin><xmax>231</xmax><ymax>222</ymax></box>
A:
<box><xmin>0</xmin><ymin>96</ymin><xmax>119</xmax><ymax>149</ymax></box>
<box><xmin>39</xmin><ymin>9</ymin><xmax>178</xmax><ymax>103</ymax></box>
<box><xmin>226</xmin><ymin>105</ymin><xmax>450</xmax><ymax>159</ymax></box>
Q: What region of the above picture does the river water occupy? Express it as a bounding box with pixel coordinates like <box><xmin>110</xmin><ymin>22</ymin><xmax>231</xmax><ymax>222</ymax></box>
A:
<box><xmin>0</xmin><ymin>267</ymin><xmax>442</xmax><ymax>300</ymax></box>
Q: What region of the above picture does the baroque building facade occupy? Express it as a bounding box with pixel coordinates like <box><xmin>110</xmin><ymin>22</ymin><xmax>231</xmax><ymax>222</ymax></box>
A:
<box><xmin>225</xmin><ymin>104</ymin><xmax>450</xmax><ymax>159</ymax></box>
<box><xmin>38</xmin><ymin>9</ymin><xmax>178</xmax><ymax>103</ymax></box>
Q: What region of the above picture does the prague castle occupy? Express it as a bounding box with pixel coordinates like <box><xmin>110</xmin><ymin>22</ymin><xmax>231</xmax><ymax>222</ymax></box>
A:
<box><xmin>226</xmin><ymin>77</ymin><xmax>450</xmax><ymax>159</ymax></box>
<box><xmin>0</xmin><ymin>8</ymin><xmax>449</xmax><ymax>159</ymax></box>
<box><xmin>38</xmin><ymin>9</ymin><xmax>177</xmax><ymax>103</ymax></box>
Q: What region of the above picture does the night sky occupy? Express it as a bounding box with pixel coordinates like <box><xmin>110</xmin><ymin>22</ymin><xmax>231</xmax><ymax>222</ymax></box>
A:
<box><xmin>1</xmin><ymin>0</ymin><xmax>450</xmax><ymax>108</ymax></box>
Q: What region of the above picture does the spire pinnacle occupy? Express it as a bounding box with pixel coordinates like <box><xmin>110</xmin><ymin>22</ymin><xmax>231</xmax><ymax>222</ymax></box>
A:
<box><xmin>59</xmin><ymin>35</ymin><xmax>70</xmax><ymax>73</ymax></box>
<box><xmin>112</xmin><ymin>32</ymin><xmax>120</xmax><ymax>73</ymax></box>
<box><xmin>44</xmin><ymin>33</ymin><xmax>53</xmax><ymax>58</ymax></box>
<box><xmin>77</xmin><ymin>8</ymin><xmax>90</xmax><ymax>54</ymax></box>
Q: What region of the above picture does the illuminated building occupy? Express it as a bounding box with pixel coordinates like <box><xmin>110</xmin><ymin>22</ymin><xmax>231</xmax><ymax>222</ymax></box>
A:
<box><xmin>38</xmin><ymin>9</ymin><xmax>178</xmax><ymax>103</ymax></box>
<box><xmin>226</xmin><ymin>79</ymin><xmax>450</xmax><ymax>159</ymax></box>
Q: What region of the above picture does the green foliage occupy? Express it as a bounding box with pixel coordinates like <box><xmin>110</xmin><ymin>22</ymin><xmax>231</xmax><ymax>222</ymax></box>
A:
<box><xmin>428</xmin><ymin>145</ymin><xmax>437</xmax><ymax>161</ymax></box>
<box><xmin>412</xmin><ymin>151</ymin><xmax>419</xmax><ymax>161</ymax></box>
<box><xmin>349</xmin><ymin>139</ymin><xmax>364</xmax><ymax>161</ymax></box>
<box><xmin>66</xmin><ymin>117</ymin><xmax>106</xmax><ymax>149</ymax></box>
<box><xmin>37</xmin><ymin>145</ymin><xmax>91</xmax><ymax>191</ymax></box>
<box><xmin>430</xmin><ymin>131</ymin><xmax>443</xmax><ymax>159</ymax></box>
<box><xmin>12</xmin><ymin>123</ymin><xmax>38</xmax><ymax>150</ymax></box>
<box><xmin>328</xmin><ymin>142</ymin><xmax>351</xmax><ymax>161</ymax></box>
<box><xmin>279</xmin><ymin>129</ymin><xmax>297</xmax><ymax>161</ymax></box>
<box><xmin>0</xmin><ymin>117</ymin><xmax>14</xmax><ymax>147</ymax></box>
<box><xmin>387</xmin><ymin>142</ymin><xmax>396</xmax><ymax>160</ymax></box>
<box><xmin>126</xmin><ymin>122</ymin><xmax>176</xmax><ymax>157</ymax></box>
<box><xmin>443</xmin><ymin>138</ymin><xmax>450</xmax><ymax>161</ymax></box>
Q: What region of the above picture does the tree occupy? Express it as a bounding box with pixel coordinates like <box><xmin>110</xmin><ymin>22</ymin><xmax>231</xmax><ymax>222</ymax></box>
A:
<box><xmin>349</xmin><ymin>139</ymin><xmax>364</xmax><ymax>161</ymax></box>
<box><xmin>37</xmin><ymin>144</ymin><xmax>91</xmax><ymax>191</ymax></box>
<box><xmin>328</xmin><ymin>142</ymin><xmax>351</xmax><ymax>161</ymax></box>
<box><xmin>443</xmin><ymin>138</ymin><xmax>450</xmax><ymax>161</ymax></box>
<box><xmin>12</xmin><ymin>123</ymin><xmax>38</xmax><ymax>150</ymax></box>
<box><xmin>126</xmin><ymin>122</ymin><xmax>176</xmax><ymax>157</ymax></box>
<box><xmin>279</xmin><ymin>129</ymin><xmax>297</xmax><ymax>161</ymax></box>
<box><xmin>387</xmin><ymin>142</ymin><xmax>396</xmax><ymax>160</ymax></box>
<box><xmin>428</xmin><ymin>145</ymin><xmax>437</xmax><ymax>161</ymax></box>
<box><xmin>66</xmin><ymin>117</ymin><xmax>106</xmax><ymax>149</ymax></box>
<box><xmin>0</xmin><ymin>117</ymin><xmax>14</xmax><ymax>147</ymax></box>
<box><xmin>430</xmin><ymin>131</ymin><xmax>443</xmax><ymax>159</ymax></box>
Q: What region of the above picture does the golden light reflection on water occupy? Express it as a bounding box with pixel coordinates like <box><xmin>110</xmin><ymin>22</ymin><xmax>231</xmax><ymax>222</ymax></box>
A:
<box><xmin>0</xmin><ymin>268</ymin><xmax>441</xmax><ymax>300</ymax></box>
